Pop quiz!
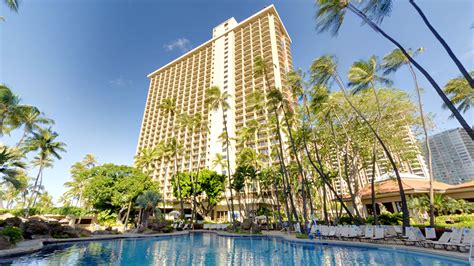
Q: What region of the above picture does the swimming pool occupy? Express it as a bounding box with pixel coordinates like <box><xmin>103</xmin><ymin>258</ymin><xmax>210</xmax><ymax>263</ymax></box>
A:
<box><xmin>3</xmin><ymin>233</ymin><xmax>469</xmax><ymax>265</ymax></box>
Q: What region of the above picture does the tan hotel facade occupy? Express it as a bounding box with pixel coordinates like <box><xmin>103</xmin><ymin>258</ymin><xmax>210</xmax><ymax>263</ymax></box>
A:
<box><xmin>136</xmin><ymin>5</ymin><xmax>292</xmax><ymax>220</ymax></box>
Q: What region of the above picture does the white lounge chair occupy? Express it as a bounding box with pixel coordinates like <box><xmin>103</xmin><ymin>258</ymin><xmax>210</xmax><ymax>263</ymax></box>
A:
<box><xmin>320</xmin><ymin>225</ymin><xmax>329</xmax><ymax>239</ymax></box>
<box><xmin>359</xmin><ymin>225</ymin><xmax>374</xmax><ymax>242</ymax></box>
<box><xmin>294</xmin><ymin>223</ymin><xmax>302</xmax><ymax>234</ymax></box>
<box><xmin>430</xmin><ymin>231</ymin><xmax>451</xmax><ymax>249</ymax></box>
<box><xmin>403</xmin><ymin>227</ymin><xmax>425</xmax><ymax>246</ymax></box>
<box><xmin>444</xmin><ymin>227</ymin><xmax>464</xmax><ymax>251</ymax></box>
<box><xmin>328</xmin><ymin>226</ymin><xmax>336</xmax><ymax>239</ymax></box>
<box><xmin>372</xmin><ymin>226</ymin><xmax>385</xmax><ymax>242</ymax></box>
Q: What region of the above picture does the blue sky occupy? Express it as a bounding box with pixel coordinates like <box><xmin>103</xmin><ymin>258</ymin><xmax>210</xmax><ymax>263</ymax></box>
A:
<box><xmin>1</xmin><ymin>0</ymin><xmax>473</xmax><ymax>202</ymax></box>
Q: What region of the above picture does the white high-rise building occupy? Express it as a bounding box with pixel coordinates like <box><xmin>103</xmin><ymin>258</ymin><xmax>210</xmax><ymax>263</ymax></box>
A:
<box><xmin>425</xmin><ymin>127</ymin><xmax>474</xmax><ymax>184</ymax></box>
<box><xmin>136</xmin><ymin>5</ymin><xmax>292</xmax><ymax>220</ymax></box>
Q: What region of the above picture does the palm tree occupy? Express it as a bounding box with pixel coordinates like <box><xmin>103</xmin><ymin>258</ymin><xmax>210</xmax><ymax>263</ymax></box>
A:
<box><xmin>205</xmin><ymin>85</ymin><xmax>236</xmax><ymax>225</ymax></box>
<box><xmin>4</xmin><ymin>0</ymin><xmax>19</xmax><ymax>11</ymax></box>
<box><xmin>12</xmin><ymin>106</ymin><xmax>54</xmax><ymax>147</ymax></box>
<box><xmin>83</xmin><ymin>153</ymin><xmax>98</xmax><ymax>168</ymax></box>
<box><xmin>408</xmin><ymin>0</ymin><xmax>473</xmax><ymax>88</ymax></box>
<box><xmin>23</xmin><ymin>127</ymin><xmax>66</xmax><ymax>211</ymax></box>
<box><xmin>381</xmin><ymin>47</ymin><xmax>435</xmax><ymax>227</ymax></box>
<box><xmin>164</xmin><ymin>137</ymin><xmax>185</xmax><ymax>217</ymax></box>
<box><xmin>310</xmin><ymin>55</ymin><xmax>410</xmax><ymax>231</ymax></box>
<box><xmin>136</xmin><ymin>190</ymin><xmax>162</xmax><ymax>227</ymax></box>
<box><xmin>0</xmin><ymin>146</ymin><xmax>24</xmax><ymax>189</ymax></box>
<box><xmin>442</xmin><ymin>71</ymin><xmax>474</xmax><ymax>115</ymax></box>
<box><xmin>348</xmin><ymin>55</ymin><xmax>391</xmax><ymax>225</ymax></box>
<box><xmin>314</xmin><ymin>0</ymin><xmax>474</xmax><ymax>140</ymax></box>
<box><xmin>0</xmin><ymin>84</ymin><xmax>21</xmax><ymax>135</ymax></box>
<box><xmin>135</xmin><ymin>146</ymin><xmax>162</xmax><ymax>176</ymax></box>
<box><xmin>254</xmin><ymin>56</ymin><xmax>301</xmax><ymax>225</ymax></box>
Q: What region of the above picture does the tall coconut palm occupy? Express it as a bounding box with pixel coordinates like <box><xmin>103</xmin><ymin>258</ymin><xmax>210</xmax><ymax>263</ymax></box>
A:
<box><xmin>11</xmin><ymin>106</ymin><xmax>54</xmax><ymax>147</ymax></box>
<box><xmin>407</xmin><ymin>0</ymin><xmax>473</xmax><ymax>88</ymax></box>
<box><xmin>348</xmin><ymin>55</ymin><xmax>391</xmax><ymax>225</ymax></box>
<box><xmin>135</xmin><ymin>146</ymin><xmax>162</xmax><ymax>176</ymax></box>
<box><xmin>442</xmin><ymin>71</ymin><xmax>474</xmax><ymax>115</ymax></box>
<box><xmin>314</xmin><ymin>0</ymin><xmax>474</xmax><ymax>140</ymax></box>
<box><xmin>381</xmin><ymin>47</ymin><xmax>435</xmax><ymax>227</ymax></box>
<box><xmin>0</xmin><ymin>84</ymin><xmax>21</xmax><ymax>135</ymax></box>
<box><xmin>83</xmin><ymin>153</ymin><xmax>98</xmax><ymax>168</ymax></box>
<box><xmin>164</xmin><ymin>137</ymin><xmax>185</xmax><ymax>217</ymax></box>
<box><xmin>205</xmin><ymin>86</ymin><xmax>236</xmax><ymax>225</ymax></box>
<box><xmin>23</xmin><ymin>127</ymin><xmax>66</xmax><ymax>211</ymax></box>
<box><xmin>254</xmin><ymin>55</ymin><xmax>300</xmax><ymax>225</ymax></box>
<box><xmin>310</xmin><ymin>55</ymin><xmax>410</xmax><ymax>231</ymax></box>
<box><xmin>0</xmin><ymin>146</ymin><xmax>24</xmax><ymax>189</ymax></box>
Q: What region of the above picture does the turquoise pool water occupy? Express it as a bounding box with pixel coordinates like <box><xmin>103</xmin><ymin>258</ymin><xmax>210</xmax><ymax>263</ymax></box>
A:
<box><xmin>3</xmin><ymin>233</ymin><xmax>469</xmax><ymax>265</ymax></box>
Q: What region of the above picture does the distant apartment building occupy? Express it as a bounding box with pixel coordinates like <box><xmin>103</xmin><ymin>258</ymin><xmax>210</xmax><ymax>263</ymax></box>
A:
<box><xmin>136</xmin><ymin>5</ymin><xmax>292</xmax><ymax>218</ymax></box>
<box><xmin>425</xmin><ymin>127</ymin><xmax>474</xmax><ymax>184</ymax></box>
<box><xmin>333</xmin><ymin>126</ymin><xmax>430</xmax><ymax>195</ymax></box>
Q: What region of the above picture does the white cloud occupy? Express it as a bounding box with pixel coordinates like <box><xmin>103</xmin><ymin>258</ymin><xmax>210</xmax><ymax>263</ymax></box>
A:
<box><xmin>163</xmin><ymin>38</ymin><xmax>191</xmax><ymax>52</ymax></box>
<box><xmin>108</xmin><ymin>77</ymin><xmax>132</xmax><ymax>87</ymax></box>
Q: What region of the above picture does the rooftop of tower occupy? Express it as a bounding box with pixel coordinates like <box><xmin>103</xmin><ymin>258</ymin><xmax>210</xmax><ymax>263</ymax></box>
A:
<box><xmin>147</xmin><ymin>4</ymin><xmax>290</xmax><ymax>78</ymax></box>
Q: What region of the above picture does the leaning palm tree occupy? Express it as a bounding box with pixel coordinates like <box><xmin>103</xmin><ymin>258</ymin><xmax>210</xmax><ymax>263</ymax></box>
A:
<box><xmin>348</xmin><ymin>55</ymin><xmax>391</xmax><ymax>225</ymax></box>
<box><xmin>407</xmin><ymin>0</ymin><xmax>473</xmax><ymax>88</ymax></box>
<box><xmin>0</xmin><ymin>84</ymin><xmax>22</xmax><ymax>135</ymax></box>
<box><xmin>310</xmin><ymin>55</ymin><xmax>410</xmax><ymax>231</ymax></box>
<box><xmin>0</xmin><ymin>146</ymin><xmax>24</xmax><ymax>189</ymax></box>
<box><xmin>12</xmin><ymin>106</ymin><xmax>54</xmax><ymax>147</ymax></box>
<box><xmin>442</xmin><ymin>71</ymin><xmax>474</xmax><ymax>115</ymax></box>
<box><xmin>381</xmin><ymin>47</ymin><xmax>435</xmax><ymax>227</ymax></box>
<box><xmin>314</xmin><ymin>0</ymin><xmax>474</xmax><ymax>140</ymax></box>
<box><xmin>23</xmin><ymin>127</ymin><xmax>66</xmax><ymax>211</ymax></box>
<box><xmin>205</xmin><ymin>85</ymin><xmax>236</xmax><ymax>225</ymax></box>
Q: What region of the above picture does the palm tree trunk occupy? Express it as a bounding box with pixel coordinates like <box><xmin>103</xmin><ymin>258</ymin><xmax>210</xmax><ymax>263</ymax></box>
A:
<box><xmin>124</xmin><ymin>201</ymin><xmax>132</xmax><ymax>230</ymax></box>
<box><xmin>274</xmin><ymin>109</ymin><xmax>299</xmax><ymax>225</ymax></box>
<box><xmin>333</xmin><ymin>72</ymin><xmax>410</xmax><ymax>232</ymax></box>
<box><xmin>276</xmin><ymin>149</ymin><xmax>292</xmax><ymax>225</ymax></box>
<box><xmin>281</xmin><ymin>109</ymin><xmax>307</xmax><ymax>230</ymax></box>
<box><xmin>272</xmin><ymin>180</ymin><xmax>283</xmax><ymax>228</ymax></box>
<box><xmin>302</xmin><ymin>127</ymin><xmax>356</xmax><ymax>222</ymax></box>
<box><xmin>408</xmin><ymin>63</ymin><xmax>435</xmax><ymax>227</ymax></box>
<box><xmin>347</xmin><ymin>3</ymin><xmax>474</xmax><ymax>141</ymax></box>
<box><xmin>370</xmin><ymin>85</ymin><xmax>383</xmax><ymax>225</ymax></box>
<box><xmin>174</xmin><ymin>154</ymin><xmax>185</xmax><ymax>217</ymax></box>
<box><xmin>409</xmin><ymin>0</ymin><xmax>473</xmax><ymax>88</ymax></box>
<box><xmin>222</xmin><ymin>112</ymin><xmax>236</xmax><ymax>225</ymax></box>
<box><xmin>322</xmin><ymin>184</ymin><xmax>329</xmax><ymax>225</ymax></box>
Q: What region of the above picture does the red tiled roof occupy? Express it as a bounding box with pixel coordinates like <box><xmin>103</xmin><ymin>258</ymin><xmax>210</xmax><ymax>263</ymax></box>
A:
<box><xmin>345</xmin><ymin>179</ymin><xmax>453</xmax><ymax>200</ymax></box>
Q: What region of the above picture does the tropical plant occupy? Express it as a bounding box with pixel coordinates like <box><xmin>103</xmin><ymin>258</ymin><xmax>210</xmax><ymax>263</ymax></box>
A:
<box><xmin>442</xmin><ymin>71</ymin><xmax>474</xmax><ymax>115</ymax></box>
<box><xmin>381</xmin><ymin>47</ymin><xmax>436</xmax><ymax>227</ymax></box>
<box><xmin>309</xmin><ymin>55</ymin><xmax>410</xmax><ymax>230</ymax></box>
<box><xmin>0</xmin><ymin>146</ymin><xmax>24</xmax><ymax>189</ymax></box>
<box><xmin>314</xmin><ymin>0</ymin><xmax>474</xmax><ymax>140</ymax></box>
<box><xmin>408</xmin><ymin>0</ymin><xmax>473</xmax><ymax>88</ymax></box>
<box><xmin>23</xmin><ymin>127</ymin><xmax>66</xmax><ymax>211</ymax></box>
<box><xmin>136</xmin><ymin>190</ymin><xmax>162</xmax><ymax>227</ymax></box>
<box><xmin>205</xmin><ymin>85</ymin><xmax>236</xmax><ymax>225</ymax></box>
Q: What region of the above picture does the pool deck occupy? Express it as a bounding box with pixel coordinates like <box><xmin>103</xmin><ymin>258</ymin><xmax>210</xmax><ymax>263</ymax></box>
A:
<box><xmin>0</xmin><ymin>230</ymin><xmax>469</xmax><ymax>262</ymax></box>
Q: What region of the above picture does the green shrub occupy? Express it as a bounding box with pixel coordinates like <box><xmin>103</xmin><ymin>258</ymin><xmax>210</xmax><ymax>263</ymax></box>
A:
<box><xmin>296</xmin><ymin>233</ymin><xmax>308</xmax><ymax>239</ymax></box>
<box><xmin>0</xmin><ymin>226</ymin><xmax>23</xmax><ymax>244</ymax></box>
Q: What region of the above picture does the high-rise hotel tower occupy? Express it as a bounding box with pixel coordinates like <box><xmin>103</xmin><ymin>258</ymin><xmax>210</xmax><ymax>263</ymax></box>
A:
<box><xmin>136</xmin><ymin>5</ymin><xmax>292</xmax><ymax>213</ymax></box>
